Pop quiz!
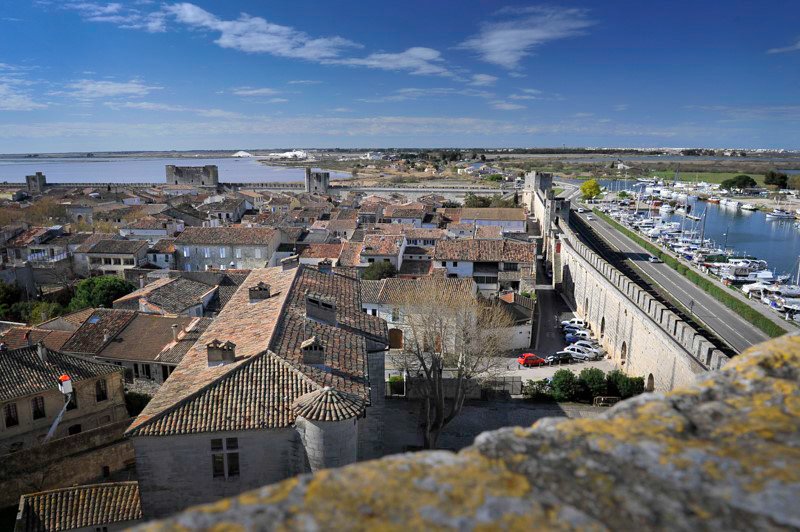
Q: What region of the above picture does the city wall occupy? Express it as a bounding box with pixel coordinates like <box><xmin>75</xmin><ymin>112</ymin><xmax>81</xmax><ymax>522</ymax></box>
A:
<box><xmin>557</xmin><ymin>221</ymin><xmax>728</xmax><ymax>391</ymax></box>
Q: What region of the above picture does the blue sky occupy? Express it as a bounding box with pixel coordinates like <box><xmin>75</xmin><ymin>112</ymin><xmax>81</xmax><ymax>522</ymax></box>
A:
<box><xmin>0</xmin><ymin>1</ymin><xmax>799</xmax><ymax>151</ymax></box>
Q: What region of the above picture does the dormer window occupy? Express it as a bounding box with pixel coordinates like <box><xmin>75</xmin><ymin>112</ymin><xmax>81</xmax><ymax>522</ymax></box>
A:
<box><xmin>301</xmin><ymin>336</ymin><xmax>325</xmax><ymax>366</ymax></box>
<box><xmin>305</xmin><ymin>293</ymin><xmax>337</xmax><ymax>325</ymax></box>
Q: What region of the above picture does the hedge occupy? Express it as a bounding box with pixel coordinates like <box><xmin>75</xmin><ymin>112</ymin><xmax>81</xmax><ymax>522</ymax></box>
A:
<box><xmin>592</xmin><ymin>209</ymin><xmax>787</xmax><ymax>338</ymax></box>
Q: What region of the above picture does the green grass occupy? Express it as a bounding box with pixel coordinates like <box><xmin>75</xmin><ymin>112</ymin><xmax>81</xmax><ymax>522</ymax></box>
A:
<box><xmin>552</xmin><ymin>187</ymin><xmax>564</xmax><ymax>196</ymax></box>
<box><xmin>651</xmin><ymin>171</ymin><xmax>766</xmax><ymax>186</ymax></box>
<box><xmin>592</xmin><ymin>209</ymin><xmax>788</xmax><ymax>339</ymax></box>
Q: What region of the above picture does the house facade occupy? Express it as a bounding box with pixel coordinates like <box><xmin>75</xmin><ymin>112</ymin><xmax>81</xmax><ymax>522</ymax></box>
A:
<box><xmin>175</xmin><ymin>227</ymin><xmax>279</xmax><ymax>271</ymax></box>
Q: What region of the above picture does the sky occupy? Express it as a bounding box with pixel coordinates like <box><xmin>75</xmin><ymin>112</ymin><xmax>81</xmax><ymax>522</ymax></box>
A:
<box><xmin>0</xmin><ymin>1</ymin><xmax>799</xmax><ymax>152</ymax></box>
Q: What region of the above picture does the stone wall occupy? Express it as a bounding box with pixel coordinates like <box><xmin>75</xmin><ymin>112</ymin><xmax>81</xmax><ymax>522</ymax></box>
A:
<box><xmin>0</xmin><ymin>419</ymin><xmax>134</xmax><ymax>508</ymax></box>
<box><xmin>557</xmin><ymin>222</ymin><xmax>728</xmax><ymax>391</ymax></box>
<box><xmin>133</xmin><ymin>333</ymin><xmax>800</xmax><ymax>531</ymax></box>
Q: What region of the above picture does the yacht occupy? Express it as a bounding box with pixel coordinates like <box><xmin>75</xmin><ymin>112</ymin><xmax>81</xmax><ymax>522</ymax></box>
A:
<box><xmin>766</xmin><ymin>208</ymin><xmax>794</xmax><ymax>220</ymax></box>
<box><xmin>707</xmin><ymin>196</ymin><xmax>721</xmax><ymax>204</ymax></box>
<box><xmin>741</xmin><ymin>203</ymin><xmax>757</xmax><ymax>211</ymax></box>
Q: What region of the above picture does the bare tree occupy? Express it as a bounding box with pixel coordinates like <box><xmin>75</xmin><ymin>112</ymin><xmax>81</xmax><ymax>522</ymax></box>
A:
<box><xmin>391</xmin><ymin>284</ymin><xmax>514</xmax><ymax>449</ymax></box>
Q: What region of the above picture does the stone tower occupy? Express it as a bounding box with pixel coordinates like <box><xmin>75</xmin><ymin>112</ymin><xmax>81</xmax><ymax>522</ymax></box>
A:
<box><xmin>165</xmin><ymin>165</ymin><xmax>219</xmax><ymax>187</ymax></box>
<box><xmin>292</xmin><ymin>387</ymin><xmax>364</xmax><ymax>472</ymax></box>
<box><xmin>25</xmin><ymin>172</ymin><xmax>46</xmax><ymax>194</ymax></box>
<box><xmin>304</xmin><ymin>167</ymin><xmax>330</xmax><ymax>194</ymax></box>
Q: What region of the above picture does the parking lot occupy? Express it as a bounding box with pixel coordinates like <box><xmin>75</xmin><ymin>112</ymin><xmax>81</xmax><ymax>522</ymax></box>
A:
<box><xmin>499</xmin><ymin>357</ymin><xmax>615</xmax><ymax>379</ymax></box>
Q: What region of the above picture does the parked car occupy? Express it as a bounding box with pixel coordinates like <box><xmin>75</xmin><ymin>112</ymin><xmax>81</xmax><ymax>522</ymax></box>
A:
<box><xmin>564</xmin><ymin>346</ymin><xmax>599</xmax><ymax>361</ymax></box>
<box><xmin>565</xmin><ymin>330</ymin><xmax>593</xmax><ymax>343</ymax></box>
<box><xmin>647</xmin><ymin>255</ymin><xmax>663</xmax><ymax>263</ymax></box>
<box><xmin>560</xmin><ymin>318</ymin><xmax>588</xmax><ymax>329</ymax></box>
<box><xmin>562</xmin><ymin>324</ymin><xmax>588</xmax><ymax>334</ymax></box>
<box><xmin>577</xmin><ymin>207</ymin><xmax>586</xmax><ymax>213</ymax></box>
<box><xmin>573</xmin><ymin>340</ymin><xmax>604</xmax><ymax>353</ymax></box>
<box><xmin>517</xmin><ymin>353</ymin><xmax>547</xmax><ymax>367</ymax></box>
<box><xmin>547</xmin><ymin>352</ymin><xmax>573</xmax><ymax>364</ymax></box>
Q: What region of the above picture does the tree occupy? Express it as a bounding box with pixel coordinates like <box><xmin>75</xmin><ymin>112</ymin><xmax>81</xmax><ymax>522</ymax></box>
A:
<box><xmin>764</xmin><ymin>170</ymin><xmax>788</xmax><ymax>189</ymax></box>
<box><xmin>720</xmin><ymin>174</ymin><xmax>757</xmax><ymax>190</ymax></box>
<box><xmin>605</xmin><ymin>370</ymin><xmax>645</xmax><ymax>399</ymax></box>
<box><xmin>464</xmin><ymin>193</ymin><xmax>491</xmax><ymax>208</ymax></box>
<box><xmin>580</xmin><ymin>179</ymin><xmax>602</xmax><ymax>200</ymax></box>
<box><xmin>69</xmin><ymin>276</ymin><xmax>136</xmax><ymax>311</ymax></box>
<box><xmin>361</xmin><ymin>261</ymin><xmax>397</xmax><ymax>281</ymax></box>
<box><xmin>788</xmin><ymin>174</ymin><xmax>800</xmax><ymax>191</ymax></box>
<box><xmin>617</xmin><ymin>191</ymin><xmax>630</xmax><ymax>199</ymax></box>
<box><xmin>480</xmin><ymin>154</ymin><xmax>486</xmax><ymax>162</ymax></box>
<box><xmin>391</xmin><ymin>283</ymin><xmax>514</xmax><ymax>449</ymax></box>
<box><xmin>485</xmin><ymin>173</ymin><xmax>503</xmax><ymax>182</ymax></box>
<box><xmin>578</xmin><ymin>368</ymin><xmax>606</xmax><ymax>400</ymax></box>
<box><xmin>550</xmin><ymin>369</ymin><xmax>579</xmax><ymax>401</ymax></box>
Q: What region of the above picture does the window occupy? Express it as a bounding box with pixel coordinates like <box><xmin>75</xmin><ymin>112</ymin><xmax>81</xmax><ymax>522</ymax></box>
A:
<box><xmin>183</xmin><ymin>246</ymin><xmax>190</xmax><ymax>257</ymax></box>
<box><xmin>211</xmin><ymin>437</ymin><xmax>240</xmax><ymax>479</ymax></box>
<box><xmin>219</xmin><ymin>248</ymin><xmax>226</xmax><ymax>258</ymax></box>
<box><xmin>441</xmin><ymin>261</ymin><xmax>446</xmax><ymax>267</ymax></box>
<box><xmin>452</xmin><ymin>261</ymin><xmax>458</xmax><ymax>267</ymax></box>
<box><xmin>143</xmin><ymin>364</ymin><xmax>151</xmax><ymax>379</ymax></box>
<box><xmin>254</xmin><ymin>248</ymin><xmax>262</xmax><ymax>259</ymax></box>
<box><xmin>203</xmin><ymin>247</ymin><xmax>210</xmax><ymax>258</ymax></box>
<box><xmin>133</xmin><ymin>363</ymin><xmax>139</xmax><ymax>378</ymax></box>
<box><xmin>391</xmin><ymin>308</ymin><xmax>400</xmax><ymax>321</ymax></box>
<box><xmin>68</xmin><ymin>424</ymin><xmax>82</xmax><ymax>435</ymax></box>
<box><xmin>367</xmin><ymin>258</ymin><xmax>374</xmax><ymax>263</ymax></box>
<box><xmin>4</xmin><ymin>403</ymin><xmax>19</xmax><ymax>427</ymax></box>
<box><xmin>95</xmin><ymin>379</ymin><xmax>108</xmax><ymax>402</ymax></box>
<box><xmin>371</xmin><ymin>309</ymin><xmax>377</xmax><ymax>316</ymax></box>
<box><xmin>31</xmin><ymin>396</ymin><xmax>45</xmax><ymax>420</ymax></box>
<box><xmin>123</xmin><ymin>258</ymin><xmax>134</xmax><ymax>265</ymax></box>
<box><xmin>235</xmin><ymin>248</ymin><xmax>242</xmax><ymax>258</ymax></box>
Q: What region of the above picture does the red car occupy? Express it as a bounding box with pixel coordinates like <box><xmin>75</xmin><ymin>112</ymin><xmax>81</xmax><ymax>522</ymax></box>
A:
<box><xmin>517</xmin><ymin>353</ymin><xmax>546</xmax><ymax>367</ymax></box>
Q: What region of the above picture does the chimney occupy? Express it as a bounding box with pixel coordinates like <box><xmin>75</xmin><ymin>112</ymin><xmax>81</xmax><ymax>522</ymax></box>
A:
<box><xmin>37</xmin><ymin>341</ymin><xmax>47</xmax><ymax>363</ymax></box>
<box><xmin>139</xmin><ymin>274</ymin><xmax>146</xmax><ymax>289</ymax></box>
<box><xmin>206</xmin><ymin>339</ymin><xmax>236</xmax><ymax>366</ymax></box>
<box><xmin>301</xmin><ymin>336</ymin><xmax>325</xmax><ymax>366</ymax></box>
<box><xmin>305</xmin><ymin>292</ymin><xmax>337</xmax><ymax>325</ymax></box>
<box><xmin>318</xmin><ymin>258</ymin><xmax>333</xmax><ymax>275</ymax></box>
<box><xmin>248</xmin><ymin>282</ymin><xmax>271</xmax><ymax>302</ymax></box>
<box><xmin>103</xmin><ymin>333</ymin><xmax>110</xmax><ymax>343</ymax></box>
<box><xmin>24</xmin><ymin>329</ymin><xmax>32</xmax><ymax>346</ymax></box>
<box><xmin>171</xmin><ymin>323</ymin><xmax>179</xmax><ymax>342</ymax></box>
<box><xmin>281</xmin><ymin>254</ymin><xmax>299</xmax><ymax>271</ymax></box>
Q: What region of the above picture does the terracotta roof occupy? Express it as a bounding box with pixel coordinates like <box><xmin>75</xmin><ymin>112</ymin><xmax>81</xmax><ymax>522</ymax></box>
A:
<box><xmin>433</xmin><ymin>239</ymin><xmax>535</xmax><ymax>263</ymax></box>
<box><xmin>405</xmin><ymin>228</ymin><xmax>446</xmax><ymax>240</ymax></box>
<box><xmin>149</xmin><ymin>238</ymin><xmax>176</xmax><ymax>253</ymax></box>
<box><xmin>86</xmin><ymin>239</ymin><xmax>148</xmax><ymax>255</ymax></box>
<box><xmin>127</xmin><ymin>266</ymin><xmax>387</xmax><ymax>437</ymax></box>
<box><xmin>337</xmin><ymin>242</ymin><xmax>364</xmax><ymax>267</ymax></box>
<box><xmin>73</xmin><ymin>233</ymin><xmax>119</xmax><ymax>253</ymax></box>
<box><xmin>300</xmin><ymin>243</ymin><xmax>344</xmax><ymax>260</ymax></box>
<box><xmin>127</xmin><ymin>216</ymin><xmax>170</xmax><ymax>230</ymax></box>
<box><xmin>175</xmin><ymin>227</ymin><xmax>277</xmax><ymax>246</ymax></box>
<box><xmin>362</xmin><ymin>234</ymin><xmax>404</xmax><ymax>256</ymax></box>
<box><xmin>40</xmin><ymin>307</ymin><xmax>96</xmax><ymax>329</ymax></box>
<box><xmin>95</xmin><ymin>314</ymin><xmax>199</xmax><ymax>363</ymax></box>
<box><xmin>365</xmin><ymin>277</ymin><xmax>477</xmax><ymax>306</ymax></box>
<box><xmin>60</xmin><ymin>309</ymin><xmax>137</xmax><ymax>356</ymax></box>
<box><xmin>16</xmin><ymin>482</ymin><xmax>142</xmax><ymax>532</ymax></box>
<box><xmin>359</xmin><ymin>280</ymin><xmax>383</xmax><ymax>304</ymax></box>
<box><xmin>460</xmin><ymin>207</ymin><xmax>526</xmax><ymax>222</ymax></box>
<box><xmin>7</xmin><ymin>227</ymin><xmax>49</xmax><ymax>248</ymax></box>
<box><xmin>475</xmin><ymin>225</ymin><xmax>504</xmax><ymax>239</ymax></box>
<box><xmin>0</xmin><ymin>345</ymin><xmax>121</xmax><ymax>402</ymax></box>
<box><xmin>387</xmin><ymin>208</ymin><xmax>426</xmax><ymax>219</ymax></box>
<box><xmin>156</xmin><ymin>317</ymin><xmax>212</xmax><ymax>365</ymax></box>
<box><xmin>0</xmin><ymin>328</ymin><xmax>73</xmax><ymax>351</ymax></box>
<box><xmin>292</xmin><ymin>387</ymin><xmax>366</xmax><ymax>422</ymax></box>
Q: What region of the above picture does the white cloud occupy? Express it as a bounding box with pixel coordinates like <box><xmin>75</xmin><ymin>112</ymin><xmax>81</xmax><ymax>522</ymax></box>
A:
<box><xmin>458</xmin><ymin>6</ymin><xmax>595</xmax><ymax>69</ymax></box>
<box><xmin>508</xmin><ymin>88</ymin><xmax>543</xmax><ymax>100</ymax></box>
<box><xmin>767</xmin><ymin>39</ymin><xmax>800</xmax><ymax>54</ymax></box>
<box><xmin>686</xmin><ymin>105</ymin><xmax>800</xmax><ymax>122</ymax></box>
<box><xmin>332</xmin><ymin>47</ymin><xmax>451</xmax><ymax>76</ymax></box>
<box><xmin>359</xmin><ymin>87</ymin><xmax>493</xmax><ymax>103</ymax></box>
<box><xmin>104</xmin><ymin>100</ymin><xmax>243</xmax><ymax>118</ymax></box>
<box><xmin>469</xmin><ymin>74</ymin><xmax>498</xmax><ymax>86</ymax></box>
<box><xmin>63</xmin><ymin>79</ymin><xmax>162</xmax><ymax>99</ymax></box>
<box><xmin>164</xmin><ymin>3</ymin><xmax>359</xmax><ymax>60</ymax></box>
<box><xmin>491</xmin><ymin>101</ymin><xmax>526</xmax><ymax>111</ymax></box>
<box><xmin>63</xmin><ymin>2</ymin><xmax>166</xmax><ymax>32</ymax></box>
<box><xmin>614</xmin><ymin>104</ymin><xmax>629</xmax><ymax>112</ymax></box>
<box><xmin>232</xmin><ymin>87</ymin><xmax>280</xmax><ymax>97</ymax></box>
<box><xmin>330</xmin><ymin>107</ymin><xmax>352</xmax><ymax>113</ymax></box>
<box><xmin>267</xmin><ymin>98</ymin><xmax>289</xmax><ymax>104</ymax></box>
<box><xmin>0</xmin><ymin>83</ymin><xmax>47</xmax><ymax>111</ymax></box>
<box><xmin>287</xmin><ymin>80</ymin><xmax>321</xmax><ymax>85</ymax></box>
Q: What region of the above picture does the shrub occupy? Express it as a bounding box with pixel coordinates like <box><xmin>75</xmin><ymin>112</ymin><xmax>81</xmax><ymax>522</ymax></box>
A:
<box><xmin>125</xmin><ymin>391</ymin><xmax>151</xmax><ymax>417</ymax></box>
<box><xmin>605</xmin><ymin>370</ymin><xmax>645</xmax><ymax>399</ymax></box>
<box><xmin>550</xmin><ymin>370</ymin><xmax>579</xmax><ymax>401</ymax></box>
<box><xmin>69</xmin><ymin>276</ymin><xmax>136</xmax><ymax>311</ymax></box>
<box><xmin>388</xmin><ymin>375</ymin><xmax>405</xmax><ymax>395</ymax></box>
<box><xmin>522</xmin><ymin>379</ymin><xmax>552</xmax><ymax>401</ymax></box>
<box><xmin>578</xmin><ymin>367</ymin><xmax>607</xmax><ymax>400</ymax></box>
<box><xmin>362</xmin><ymin>261</ymin><xmax>397</xmax><ymax>281</ymax></box>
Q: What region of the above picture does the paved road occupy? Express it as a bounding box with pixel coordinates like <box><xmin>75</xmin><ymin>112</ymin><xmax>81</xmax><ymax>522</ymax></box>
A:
<box><xmin>573</xmin><ymin>209</ymin><xmax>769</xmax><ymax>353</ymax></box>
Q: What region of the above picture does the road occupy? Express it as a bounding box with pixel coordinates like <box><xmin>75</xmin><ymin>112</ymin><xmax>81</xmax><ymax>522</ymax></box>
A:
<box><xmin>573</xmin><ymin>209</ymin><xmax>769</xmax><ymax>353</ymax></box>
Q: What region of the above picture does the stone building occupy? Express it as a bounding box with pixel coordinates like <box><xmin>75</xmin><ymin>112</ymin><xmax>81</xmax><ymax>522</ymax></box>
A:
<box><xmin>165</xmin><ymin>165</ymin><xmax>219</xmax><ymax>188</ymax></box>
<box><xmin>126</xmin><ymin>264</ymin><xmax>388</xmax><ymax>518</ymax></box>
<box><xmin>0</xmin><ymin>343</ymin><xmax>127</xmax><ymax>454</ymax></box>
<box><xmin>304</xmin><ymin>167</ymin><xmax>330</xmax><ymax>194</ymax></box>
<box><xmin>25</xmin><ymin>172</ymin><xmax>46</xmax><ymax>194</ymax></box>
<box><xmin>174</xmin><ymin>227</ymin><xmax>280</xmax><ymax>271</ymax></box>
<box><xmin>84</xmin><ymin>239</ymin><xmax>149</xmax><ymax>277</ymax></box>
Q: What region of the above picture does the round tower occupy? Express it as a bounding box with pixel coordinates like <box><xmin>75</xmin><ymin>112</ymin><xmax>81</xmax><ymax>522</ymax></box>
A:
<box><xmin>292</xmin><ymin>387</ymin><xmax>365</xmax><ymax>472</ymax></box>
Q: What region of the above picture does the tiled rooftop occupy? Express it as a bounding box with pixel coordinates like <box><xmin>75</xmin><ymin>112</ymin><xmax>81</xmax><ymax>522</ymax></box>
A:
<box><xmin>433</xmin><ymin>239</ymin><xmax>535</xmax><ymax>263</ymax></box>
<box><xmin>0</xmin><ymin>344</ymin><xmax>121</xmax><ymax>402</ymax></box>
<box><xmin>86</xmin><ymin>239</ymin><xmax>148</xmax><ymax>255</ymax></box>
<box><xmin>0</xmin><ymin>327</ymin><xmax>73</xmax><ymax>351</ymax></box>
<box><xmin>127</xmin><ymin>265</ymin><xmax>387</xmax><ymax>437</ymax></box>
<box><xmin>292</xmin><ymin>387</ymin><xmax>366</xmax><ymax>422</ymax></box>
<box><xmin>16</xmin><ymin>482</ymin><xmax>142</xmax><ymax>532</ymax></box>
<box><xmin>460</xmin><ymin>207</ymin><xmax>527</xmax><ymax>221</ymax></box>
<box><xmin>362</xmin><ymin>234</ymin><xmax>404</xmax><ymax>256</ymax></box>
<box><xmin>175</xmin><ymin>227</ymin><xmax>277</xmax><ymax>246</ymax></box>
<box><xmin>95</xmin><ymin>313</ymin><xmax>200</xmax><ymax>363</ymax></box>
<box><xmin>300</xmin><ymin>243</ymin><xmax>344</xmax><ymax>260</ymax></box>
<box><xmin>60</xmin><ymin>309</ymin><xmax>137</xmax><ymax>355</ymax></box>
